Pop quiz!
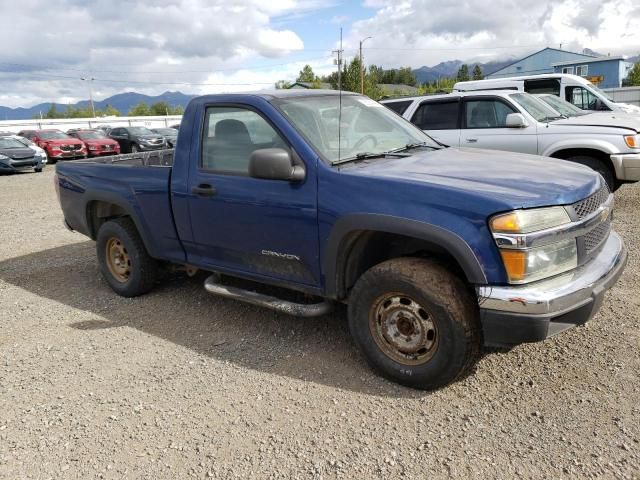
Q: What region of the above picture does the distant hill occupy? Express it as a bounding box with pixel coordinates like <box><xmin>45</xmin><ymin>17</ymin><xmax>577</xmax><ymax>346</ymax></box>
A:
<box><xmin>0</xmin><ymin>91</ymin><xmax>196</xmax><ymax>121</ymax></box>
<box><xmin>413</xmin><ymin>59</ymin><xmax>516</xmax><ymax>84</ymax></box>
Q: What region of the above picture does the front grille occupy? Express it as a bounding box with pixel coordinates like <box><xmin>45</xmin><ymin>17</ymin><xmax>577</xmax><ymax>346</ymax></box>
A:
<box><xmin>584</xmin><ymin>220</ymin><xmax>611</xmax><ymax>253</ymax></box>
<box><xmin>60</xmin><ymin>145</ymin><xmax>73</xmax><ymax>152</ymax></box>
<box><xmin>572</xmin><ymin>184</ymin><xmax>610</xmax><ymax>219</ymax></box>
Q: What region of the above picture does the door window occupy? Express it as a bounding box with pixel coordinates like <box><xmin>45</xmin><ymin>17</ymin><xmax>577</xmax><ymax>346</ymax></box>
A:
<box><xmin>464</xmin><ymin>99</ymin><xmax>516</xmax><ymax>128</ymax></box>
<box><xmin>410</xmin><ymin>101</ymin><xmax>459</xmax><ymax>130</ymax></box>
<box><xmin>201</xmin><ymin>107</ymin><xmax>286</xmax><ymax>174</ymax></box>
<box><xmin>565</xmin><ymin>86</ymin><xmax>599</xmax><ymax>110</ymax></box>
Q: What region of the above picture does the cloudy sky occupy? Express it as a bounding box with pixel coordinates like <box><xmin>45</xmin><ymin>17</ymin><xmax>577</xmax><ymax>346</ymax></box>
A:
<box><xmin>0</xmin><ymin>0</ymin><xmax>638</xmax><ymax>108</ymax></box>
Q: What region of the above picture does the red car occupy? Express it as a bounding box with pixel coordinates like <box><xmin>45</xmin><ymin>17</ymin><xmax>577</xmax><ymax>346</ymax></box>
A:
<box><xmin>18</xmin><ymin>129</ymin><xmax>87</xmax><ymax>162</ymax></box>
<box><xmin>67</xmin><ymin>129</ymin><xmax>121</xmax><ymax>157</ymax></box>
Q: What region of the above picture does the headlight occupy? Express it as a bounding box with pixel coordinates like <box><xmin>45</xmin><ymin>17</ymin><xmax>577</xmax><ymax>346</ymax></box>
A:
<box><xmin>490</xmin><ymin>206</ymin><xmax>577</xmax><ymax>284</ymax></box>
<box><xmin>624</xmin><ymin>134</ymin><xmax>640</xmax><ymax>149</ymax></box>
<box><xmin>491</xmin><ymin>206</ymin><xmax>570</xmax><ymax>234</ymax></box>
<box><xmin>498</xmin><ymin>239</ymin><xmax>577</xmax><ymax>283</ymax></box>
<box><xmin>0</xmin><ymin>154</ymin><xmax>8</xmax><ymax>160</ymax></box>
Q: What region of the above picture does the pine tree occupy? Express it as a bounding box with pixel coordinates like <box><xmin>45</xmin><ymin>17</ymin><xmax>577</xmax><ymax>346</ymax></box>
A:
<box><xmin>456</xmin><ymin>64</ymin><xmax>470</xmax><ymax>82</ymax></box>
<box><xmin>472</xmin><ymin>64</ymin><xmax>484</xmax><ymax>80</ymax></box>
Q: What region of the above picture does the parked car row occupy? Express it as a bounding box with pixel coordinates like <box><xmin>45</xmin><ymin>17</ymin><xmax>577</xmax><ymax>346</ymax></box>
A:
<box><xmin>381</xmin><ymin>88</ymin><xmax>640</xmax><ymax>191</ymax></box>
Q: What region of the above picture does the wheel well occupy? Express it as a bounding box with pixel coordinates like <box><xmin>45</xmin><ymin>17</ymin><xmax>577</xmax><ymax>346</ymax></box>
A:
<box><xmin>86</xmin><ymin>200</ymin><xmax>129</xmax><ymax>239</ymax></box>
<box><xmin>550</xmin><ymin>148</ymin><xmax>614</xmax><ymax>175</ymax></box>
<box><xmin>336</xmin><ymin>231</ymin><xmax>468</xmax><ymax>300</ymax></box>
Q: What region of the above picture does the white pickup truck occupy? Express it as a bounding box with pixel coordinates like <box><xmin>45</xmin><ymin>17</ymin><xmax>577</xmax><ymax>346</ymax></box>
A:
<box><xmin>381</xmin><ymin>91</ymin><xmax>640</xmax><ymax>190</ymax></box>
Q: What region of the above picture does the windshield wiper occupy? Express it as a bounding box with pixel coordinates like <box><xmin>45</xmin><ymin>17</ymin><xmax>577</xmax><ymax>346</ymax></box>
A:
<box><xmin>333</xmin><ymin>151</ymin><xmax>411</xmax><ymax>165</ymax></box>
<box><xmin>541</xmin><ymin>115</ymin><xmax>565</xmax><ymax>122</ymax></box>
<box><xmin>389</xmin><ymin>141</ymin><xmax>441</xmax><ymax>153</ymax></box>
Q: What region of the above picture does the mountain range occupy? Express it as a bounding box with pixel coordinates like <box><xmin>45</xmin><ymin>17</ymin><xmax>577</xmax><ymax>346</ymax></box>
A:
<box><xmin>1</xmin><ymin>52</ymin><xmax>638</xmax><ymax>120</ymax></box>
<box><xmin>0</xmin><ymin>91</ymin><xmax>196</xmax><ymax>121</ymax></box>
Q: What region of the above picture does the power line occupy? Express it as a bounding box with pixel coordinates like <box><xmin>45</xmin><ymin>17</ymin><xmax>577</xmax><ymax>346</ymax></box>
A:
<box><xmin>0</xmin><ymin>71</ymin><xmax>276</xmax><ymax>86</ymax></box>
<box><xmin>0</xmin><ymin>56</ymin><xmax>333</xmax><ymax>75</ymax></box>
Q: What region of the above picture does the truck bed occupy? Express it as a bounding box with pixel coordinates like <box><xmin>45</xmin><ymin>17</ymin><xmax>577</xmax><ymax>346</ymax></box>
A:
<box><xmin>55</xmin><ymin>148</ymin><xmax>186</xmax><ymax>264</ymax></box>
<box><xmin>69</xmin><ymin>149</ymin><xmax>174</xmax><ymax>167</ymax></box>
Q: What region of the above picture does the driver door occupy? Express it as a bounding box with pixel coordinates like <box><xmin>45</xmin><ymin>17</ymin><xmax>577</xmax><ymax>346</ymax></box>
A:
<box><xmin>186</xmin><ymin>105</ymin><xmax>321</xmax><ymax>287</ymax></box>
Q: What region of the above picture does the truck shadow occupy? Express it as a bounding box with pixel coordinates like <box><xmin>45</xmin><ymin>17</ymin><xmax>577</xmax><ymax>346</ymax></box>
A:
<box><xmin>0</xmin><ymin>241</ymin><xmax>436</xmax><ymax>398</ymax></box>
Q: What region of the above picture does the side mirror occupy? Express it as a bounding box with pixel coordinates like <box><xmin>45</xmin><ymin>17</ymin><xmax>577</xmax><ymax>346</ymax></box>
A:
<box><xmin>249</xmin><ymin>148</ymin><xmax>305</xmax><ymax>182</ymax></box>
<box><xmin>505</xmin><ymin>113</ymin><xmax>528</xmax><ymax>128</ymax></box>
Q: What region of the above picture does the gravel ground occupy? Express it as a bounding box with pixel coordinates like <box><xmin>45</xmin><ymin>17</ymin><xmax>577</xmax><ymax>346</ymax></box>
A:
<box><xmin>0</xmin><ymin>168</ymin><xmax>638</xmax><ymax>479</ymax></box>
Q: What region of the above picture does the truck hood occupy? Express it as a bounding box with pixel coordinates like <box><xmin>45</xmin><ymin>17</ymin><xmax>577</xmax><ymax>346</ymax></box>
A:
<box><xmin>344</xmin><ymin>147</ymin><xmax>601</xmax><ymax>209</ymax></box>
<box><xmin>550</xmin><ymin>112</ymin><xmax>639</xmax><ymax>132</ymax></box>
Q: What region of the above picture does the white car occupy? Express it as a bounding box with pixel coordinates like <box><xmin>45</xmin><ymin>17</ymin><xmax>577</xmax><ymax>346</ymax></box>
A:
<box><xmin>381</xmin><ymin>90</ymin><xmax>640</xmax><ymax>190</ymax></box>
<box><xmin>453</xmin><ymin>74</ymin><xmax>640</xmax><ymax>115</ymax></box>
<box><xmin>10</xmin><ymin>135</ymin><xmax>48</xmax><ymax>164</ymax></box>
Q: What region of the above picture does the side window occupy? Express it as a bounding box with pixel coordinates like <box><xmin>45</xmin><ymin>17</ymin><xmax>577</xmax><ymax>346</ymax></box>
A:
<box><xmin>565</xmin><ymin>86</ymin><xmax>599</xmax><ymax>110</ymax></box>
<box><xmin>383</xmin><ymin>101</ymin><xmax>412</xmax><ymax>116</ymax></box>
<box><xmin>111</xmin><ymin>128</ymin><xmax>121</xmax><ymax>136</ymax></box>
<box><xmin>524</xmin><ymin>79</ymin><xmax>561</xmax><ymax>95</ymax></box>
<box><xmin>410</xmin><ymin>101</ymin><xmax>459</xmax><ymax>130</ymax></box>
<box><xmin>201</xmin><ymin>106</ymin><xmax>287</xmax><ymax>174</ymax></box>
<box><xmin>464</xmin><ymin>99</ymin><xmax>516</xmax><ymax>128</ymax></box>
<box><xmin>576</xmin><ymin>65</ymin><xmax>588</xmax><ymax>77</ymax></box>
<box><xmin>562</xmin><ymin>67</ymin><xmax>574</xmax><ymax>74</ymax></box>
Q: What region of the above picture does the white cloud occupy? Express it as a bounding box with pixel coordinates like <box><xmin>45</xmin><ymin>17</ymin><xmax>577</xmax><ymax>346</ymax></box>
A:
<box><xmin>347</xmin><ymin>0</ymin><xmax>640</xmax><ymax>67</ymax></box>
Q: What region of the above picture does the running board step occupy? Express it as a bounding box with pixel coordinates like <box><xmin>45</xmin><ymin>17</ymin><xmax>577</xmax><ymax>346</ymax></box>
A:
<box><xmin>204</xmin><ymin>274</ymin><xmax>333</xmax><ymax>317</ymax></box>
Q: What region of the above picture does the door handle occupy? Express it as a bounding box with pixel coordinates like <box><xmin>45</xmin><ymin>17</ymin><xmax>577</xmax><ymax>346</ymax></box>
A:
<box><xmin>466</xmin><ymin>138</ymin><xmax>478</xmax><ymax>143</ymax></box>
<box><xmin>191</xmin><ymin>184</ymin><xmax>217</xmax><ymax>197</ymax></box>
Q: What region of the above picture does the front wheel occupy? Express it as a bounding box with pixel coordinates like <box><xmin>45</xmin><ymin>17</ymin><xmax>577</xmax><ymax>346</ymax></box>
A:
<box><xmin>131</xmin><ymin>144</ymin><xmax>139</xmax><ymax>153</ymax></box>
<box><xmin>348</xmin><ymin>257</ymin><xmax>481</xmax><ymax>390</ymax></box>
<box><xmin>96</xmin><ymin>218</ymin><xmax>158</xmax><ymax>297</ymax></box>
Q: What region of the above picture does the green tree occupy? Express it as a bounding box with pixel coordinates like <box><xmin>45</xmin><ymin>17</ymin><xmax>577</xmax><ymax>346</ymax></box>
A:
<box><xmin>128</xmin><ymin>102</ymin><xmax>151</xmax><ymax>116</ymax></box>
<box><xmin>103</xmin><ymin>104</ymin><xmax>120</xmax><ymax>116</ymax></box>
<box><xmin>472</xmin><ymin>64</ymin><xmax>484</xmax><ymax>80</ymax></box>
<box><xmin>296</xmin><ymin>64</ymin><xmax>316</xmax><ymax>83</ymax></box>
<box><xmin>45</xmin><ymin>103</ymin><xmax>60</xmax><ymax>119</ymax></box>
<box><xmin>150</xmin><ymin>101</ymin><xmax>171</xmax><ymax>116</ymax></box>
<box><xmin>169</xmin><ymin>105</ymin><xmax>184</xmax><ymax>115</ymax></box>
<box><xmin>396</xmin><ymin>66</ymin><xmax>417</xmax><ymax>86</ymax></box>
<box><xmin>274</xmin><ymin>80</ymin><xmax>291</xmax><ymax>89</ymax></box>
<box><xmin>625</xmin><ymin>62</ymin><xmax>640</xmax><ymax>86</ymax></box>
<box><xmin>456</xmin><ymin>64</ymin><xmax>470</xmax><ymax>82</ymax></box>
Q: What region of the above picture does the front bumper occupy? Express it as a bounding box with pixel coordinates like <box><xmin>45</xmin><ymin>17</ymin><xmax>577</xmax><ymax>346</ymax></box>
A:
<box><xmin>0</xmin><ymin>157</ymin><xmax>44</xmax><ymax>172</ymax></box>
<box><xmin>611</xmin><ymin>153</ymin><xmax>640</xmax><ymax>182</ymax></box>
<box><xmin>477</xmin><ymin>232</ymin><xmax>627</xmax><ymax>347</ymax></box>
<box><xmin>138</xmin><ymin>143</ymin><xmax>166</xmax><ymax>150</ymax></box>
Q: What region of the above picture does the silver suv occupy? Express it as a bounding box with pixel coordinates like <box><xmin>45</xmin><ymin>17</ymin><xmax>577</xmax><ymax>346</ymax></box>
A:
<box><xmin>381</xmin><ymin>91</ymin><xmax>640</xmax><ymax>190</ymax></box>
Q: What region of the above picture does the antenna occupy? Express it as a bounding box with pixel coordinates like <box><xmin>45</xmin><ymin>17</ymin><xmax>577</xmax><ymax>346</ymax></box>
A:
<box><xmin>332</xmin><ymin>28</ymin><xmax>344</xmax><ymax>162</ymax></box>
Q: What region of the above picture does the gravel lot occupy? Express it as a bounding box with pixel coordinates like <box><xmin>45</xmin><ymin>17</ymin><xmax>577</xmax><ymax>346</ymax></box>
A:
<box><xmin>0</xmin><ymin>168</ymin><xmax>639</xmax><ymax>479</ymax></box>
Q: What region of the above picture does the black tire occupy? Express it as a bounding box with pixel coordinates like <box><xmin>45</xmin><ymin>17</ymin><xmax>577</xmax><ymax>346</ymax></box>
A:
<box><xmin>96</xmin><ymin>217</ymin><xmax>158</xmax><ymax>297</ymax></box>
<box><xmin>131</xmin><ymin>144</ymin><xmax>139</xmax><ymax>153</ymax></box>
<box><xmin>34</xmin><ymin>168</ymin><xmax>42</xmax><ymax>173</ymax></box>
<box><xmin>567</xmin><ymin>155</ymin><xmax>617</xmax><ymax>191</ymax></box>
<box><xmin>348</xmin><ymin>257</ymin><xmax>481</xmax><ymax>390</ymax></box>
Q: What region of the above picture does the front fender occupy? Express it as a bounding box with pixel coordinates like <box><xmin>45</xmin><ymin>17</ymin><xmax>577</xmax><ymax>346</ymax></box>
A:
<box><xmin>542</xmin><ymin>138</ymin><xmax>618</xmax><ymax>158</ymax></box>
<box><xmin>322</xmin><ymin>214</ymin><xmax>489</xmax><ymax>298</ymax></box>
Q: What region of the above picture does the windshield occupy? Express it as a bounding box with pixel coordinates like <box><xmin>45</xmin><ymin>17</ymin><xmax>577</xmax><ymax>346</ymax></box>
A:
<box><xmin>77</xmin><ymin>130</ymin><xmax>108</xmax><ymax>139</ymax></box>
<box><xmin>128</xmin><ymin>127</ymin><xmax>155</xmax><ymax>135</ymax></box>
<box><xmin>39</xmin><ymin>131</ymin><xmax>70</xmax><ymax>140</ymax></box>
<box><xmin>509</xmin><ymin>92</ymin><xmax>563</xmax><ymax>122</ymax></box>
<box><xmin>536</xmin><ymin>94</ymin><xmax>586</xmax><ymax>117</ymax></box>
<box><xmin>0</xmin><ymin>137</ymin><xmax>29</xmax><ymax>149</ymax></box>
<box><xmin>14</xmin><ymin>136</ymin><xmax>35</xmax><ymax>147</ymax></box>
<box><xmin>153</xmin><ymin>128</ymin><xmax>178</xmax><ymax>135</ymax></box>
<box><xmin>588</xmin><ymin>82</ymin><xmax>613</xmax><ymax>102</ymax></box>
<box><xmin>273</xmin><ymin>94</ymin><xmax>439</xmax><ymax>164</ymax></box>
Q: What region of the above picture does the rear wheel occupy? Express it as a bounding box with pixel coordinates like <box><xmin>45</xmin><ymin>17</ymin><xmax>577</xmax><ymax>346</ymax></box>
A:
<box><xmin>96</xmin><ymin>218</ymin><xmax>158</xmax><ymax>297</ymax></box>
<box><xmin>348</xmin><ymin>257</ymin><xmax>481</xmax><ymax>390</ymax></box>
<box><xmin>567</xmin><ymin>155</ymin><xmax>617</xmax><ymax>191</ymax></box>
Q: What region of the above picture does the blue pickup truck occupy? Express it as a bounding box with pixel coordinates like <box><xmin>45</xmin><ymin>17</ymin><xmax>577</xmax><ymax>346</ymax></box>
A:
<box><xmin>55</xmin><ymin>90</ymin><xmax>627</xmax><ymax>389</ymax></box>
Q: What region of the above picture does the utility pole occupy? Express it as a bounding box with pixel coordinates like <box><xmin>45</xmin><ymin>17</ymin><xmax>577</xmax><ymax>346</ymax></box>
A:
<box><xmin>332</xmin><ymin>28</ymin><xmax>344</xmax><ymax>90</ymax></box>
<box><xmin>81</xmin><ymin>76</ymin><xmax>96</xmax><ymax>118</ymax></box>
<box><xmin>359</xmin><ymin>36</ymin><xmax>372</xmax><ymax>94</ymax></box>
